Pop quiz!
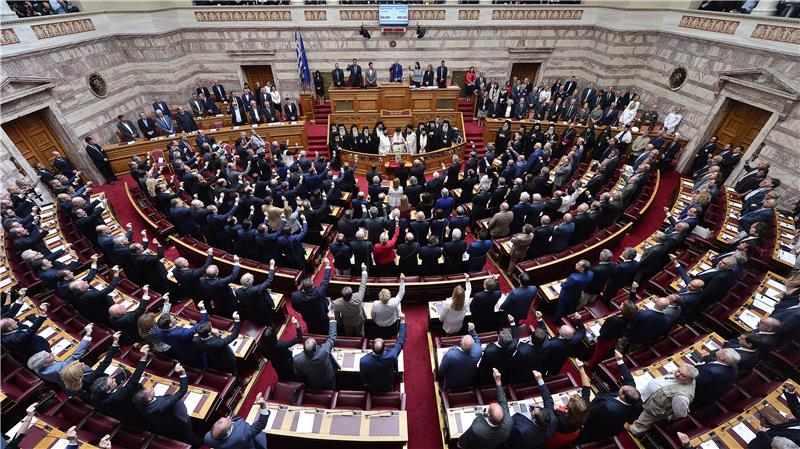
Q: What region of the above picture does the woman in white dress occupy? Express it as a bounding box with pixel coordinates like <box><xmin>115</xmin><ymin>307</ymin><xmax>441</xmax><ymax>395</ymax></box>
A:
<box><xmin>269</xmin><ymin>86</ymin><xmax>282</xmax><ymax>119</ymax></box>
<box><xmin>437</xmin><ymin>275</ymin><xmax>473</xmax><ymax>335</ymax></box>
<box><xmin>619</xmin><ymin>99</ymin><xmax>640</xmax><ymax>126</ymax></box>
<box><xmin>388</xmin><ymin>178</ymin><xmax>403</xmax><ymax>208</ymax></box>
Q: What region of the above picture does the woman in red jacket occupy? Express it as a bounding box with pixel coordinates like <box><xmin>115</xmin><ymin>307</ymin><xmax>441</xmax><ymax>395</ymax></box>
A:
<box><xmin>373</xmin><ymin>217</ymin><xmax>400</xmax><ymax>277</ymax></box>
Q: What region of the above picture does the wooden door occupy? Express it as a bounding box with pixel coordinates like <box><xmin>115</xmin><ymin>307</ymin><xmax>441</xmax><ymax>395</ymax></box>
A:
<box><xmin>452</xmin><ymin>70</ymin><xmax>467</xmax><ymax>97</ymax></box>
<box><xmin>714</xmin><ymin>100</ymin><xmax>771</xmax><ymax>152</ymax></box>
<box><xmin>2</xmin><ymin>109</ymin><xmax>67</xmax><ymax>170</ymax></box>
<box><xmin>511</xmin><ymin>63</ymin><xmax>540</xmax><ymax>85</ymax></box>
<box><xmin>241</xmin><ymin>65</ymin><xmax>276</xmax><ymax>92</ymax></box>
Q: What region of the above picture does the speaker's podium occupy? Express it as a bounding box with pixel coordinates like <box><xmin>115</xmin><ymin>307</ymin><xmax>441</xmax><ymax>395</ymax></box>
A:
<box><xmin>328</xmin><ymin>82</ymin><xmax>460</xmax><ymax>114</ymax></box>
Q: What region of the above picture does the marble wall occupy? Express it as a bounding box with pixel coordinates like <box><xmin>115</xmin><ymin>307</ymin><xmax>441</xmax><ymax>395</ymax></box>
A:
<box><xmin>1</xmin><ymin>23</ymin><xmax>799</xmax><ymax>203</ymax></box>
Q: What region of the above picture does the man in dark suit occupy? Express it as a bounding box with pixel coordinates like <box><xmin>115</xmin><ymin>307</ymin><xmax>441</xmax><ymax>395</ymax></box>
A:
<box><xmin>346</xmin><ymin>58</ymin><xmax>363</xmax><ymax>87</ymax></box>
<box><xmin>205</xmin><ymin>391</ymin><xmax>269</xmax><ymax>449</ymax></box>
<box><xmin>600</xmin><ymin>102</ymin><xmax>619</xmax><ymax>126</ymax></box>
<box><xmin>234</xmin><ymin>263</ymin><xmax>277</xmax><ymax>327</ymax></box>
<box><xmin>504</xmin><ymin>370</ymin><xmax>558</xmax><ymax>449</ymax></box>
<box><xmin>84</xmin><ymin>137</ymin><xmax>117</xmax><ymax>183</ymax></box>
<box><xmin>152</xmin><ymin>97</ymin><xmax>171</xmax><ymax>117</ymax></box>
<box><xmin>499</xmin><ymin>272</ymin><xmax>537</xmax><ymax>323</ymax></box>
<box><xmin>720</xmin><ymin>333</ymin><xmax>762</xmax><ymax>371</ymax></box>
<box><xmin>126</xmin><ymin>240</ymin><xmax>169</xmax><ymax>293</ymax></box>
<box><xmin>211</xmin><ymin>80</ymin><xmax>226</xmax><ymax>102</ymax></box>
<box><xmin>693</xmin><ymin>348</ymin><xmax>740</xmax><ymax>407</ymax></box>
<box><xmin>291</xmin><ymin>260</ymin><xmax>331</xmax><ymax>334</ymax></box>
<box><xmin>542</xmin><ymin>315</ymin><xmax>586</xmax><ymax>376</ymax></box>
<box><xmin>739</xmin><ymin>198</ymin><xmax>777</xmax><ymax>232</ymax></box>
<box><xmin>90</xmin><ymin>344</ymin><xmax>148</xmax><ymax>424</ymax></box>
<box><xmin>173</xmin><ymin>248</ymin><xmax>213</xmax><ymax>304</ymax></box>
<box><xmin>0</xmin><ymin>304</ymin><xmax>50</xmax><ymax>359</ymax></box>
<box><xmin>331</xmin><ymin>63</ymin><xmax>345</xmax><ymax>88</ymax></box>
<box><xmin>627</xmin><ymin>296</ymin><xmax>673</xmax><ymax>348</ymax></box>
<box><xmin>69</xmin><ymin>266</ymin><xmax>121</xmax><ymax>325</ymax></box>
<box><xmin>193</xmin><ymin>312</ymin><xmax>241</xmax><ymax>375</ymax></box>
<box><xmin>508</xmin><ymin>323</ymin><xmax>549</xmax><ymax>384</ymax></box>
<box><xmin>564</xmin><ymin>75</ymin><xmax>578</xmax><ymax>96</ymax></box>
<box><xmin>293</xmin><ymin>313</ymin><xmax>339</xmax><ymax>389</ymax></box>
<box><xmin>443</xmin><ymin>228</ymin><xmax>468</xmax><ymax>273</ymax></box>
<box><xmin>458</xmin><ymin>368</ymin><xmax>512</xmax><ymax>449</ymax></box>
<box><xmin>575</xmin><ymin>352</ymin><xmax>643</xmax><ymax>444</ymax></box>
<box><xmin>173</xmin><ymin>107</ymin><xmax>197</xmax><ymax>132</ymax></box>
<box><xmin>229</xmin><ymin>103</ymin><xmax>247</xmax><ymax>126</ymax></box>
<box><xmin>553</xmin><ymin>260</ymin><xmax>593</xmax><ymax>323</ymax></box>
<box><xmin>283</xmin><ymin>98</ymin><xmax>299</xmax><ymax>121</ymax></box>
<box><xmin>439</xmin><ymin>322</ymin><xmax>481</xmax><ymax>389</ymax></box>
<box><xmin>549</xmin><ymin>213</ymin><xmax>575</xmax><ymax>254</ymax></box>
<box><xmin>580</xmin><ymin>249</ymin><xmax>616</xmax><ymax>308</ymax></box>
<box><xmin>477</xmin><ymin>315</ymin><xmax>519</xmax><ymax>383</ymax></box>
<box><xmin>133</xmin><ymin>362</ymin><xmax>201</xmax><ymax>446</ymax></box>
<box><xmin>603</xmin><ymin>248</ymin><xmax>639</xmax><ymax>305</ymax></box>
<box><xmin>633</xmin><ymin>232</ymin><xmax>671</xmax><ymax>285</ymax></box>
<box><xmin>771</xmin><ymin>295</ymin><xmax>800</xmax><ymax>343</ymax></box>
<box><xmin>116</xmin><ymin>115</ymin><xmax>139</xmax><ymax>141</ymax></box>
<box><xmin>360</xmin><ymin>313</ymin><xmax>406</xmax><ymax>392</ymax></box>
<box><xmin>197</xmin><ymin>257</ymin><xmax>241</xmax><ymax>317</ymax></box>
<box><xmin>137</xmin><ymin>111</ymin><xmax>158</xmax><ymax>139</ymax></box>
<box><xmin>529</xmin><ymin>215</ymin><xmax>554</xmax><ymax>258</ymax></box>
<box><xmin>436</xmin><ymin>60</ymin><xmax>448</xmax><ymax>88</ymax></box>
<box><xmin>108</xmin><ymin>286</ymin><xmax>150</xmax><ymax>343</ymax></box>
<box><xmin>580</xmin><ymin>82</ymin><xmax>597</xmax><ymax>108</ymax></box>
<box><xmin>348</xmin><ymin>230</ymin><xmax>374</xmax><ymax>275</ymax></box>
<box><xmin>470</xmin><ymin>276</ymin><xmax>502</xmax><ymax>333</ymax></box>
<box><xmin>746</xmin><ymin>383</ymin><xmax>800</xmax><ymax>449</ymax></box>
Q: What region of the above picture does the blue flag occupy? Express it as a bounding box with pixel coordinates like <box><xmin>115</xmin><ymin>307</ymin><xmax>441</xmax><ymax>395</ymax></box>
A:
<box><xmin>295</xmin><ymin>31</ymin><xmax>311</xmax><ymax>87</ymax></box>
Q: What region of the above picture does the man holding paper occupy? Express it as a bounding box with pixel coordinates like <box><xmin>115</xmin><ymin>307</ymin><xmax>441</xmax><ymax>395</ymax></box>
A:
<box><xmin>205</xmin><ymin>391</ymin><xmax>269</xmax><ymax>449</ymax></box>
<box><xmin>133</xmin><ymin>362</ymin><xmax>201</xmax><ymax>446</ymax></box>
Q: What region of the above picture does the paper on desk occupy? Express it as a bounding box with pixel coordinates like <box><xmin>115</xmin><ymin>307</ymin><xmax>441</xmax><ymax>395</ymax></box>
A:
<box><xmin>38</xmin><ymin>326</ymin><xmax>57</xmax><ymax>339</ymax></box>
<box><xmin>458</xmin><ymin>411</ymin><xmax>479</xmax><ymax>433</ymax></box>
<box><xmin>704</xmin><ymin>340</ymin><xmax>720</xmax><ymax>352</ymax></box>
<box><xmin>51</xmin><ymin>338</ymin><xmax>71</xmax><ymax>355</ymax></box>
<box><xmin>296</xmin><ymin>412</ymin><xmax>315</xmax><ymax>433</ymax></box>
<box><xmin>4</xmin><ymin>417</ymin><xmax>38</xmax><ymax>438</ymax></box>
<box><xmin>732</xmin><ymin>422</ymin><xmax>757</xmax><ymax>442</ymax></box>
<box><xmin>778</xmin><ymin>250</ymin><xmax>797</xmax><ymax>265</ymax></box>
<box><xmin>767</xmin><ymin>279</ymin><xmax>786</xmax><ymax>291</ymax></box>
<box><xmin>780</xmin><ymin>221</ymin><xmax>795</xmax><ymax>230</ymax></box>
<box><xmin>726</xmin><ymin>224</ymin><xmax>738</xmax><ymax>232</ymax></box>
<box><xmin>45</xmin><ymin>236</ymin><xmax>61</xmax><ymax>245</ymax></box>
<box><xmin>739</xmin><ymin>310</ymin><xmax>760</xmax><ymax>329</ymax></box>
<box><xmin>229</xmin><ymin>337</ymin><xmax>243</xmax><ymax>352</ymax></box>
<box><xmin>0</xmin><ymin>278</ymin><xmax>12</xmax><ymax>288</ymax></box>
<box><xmin>700</xmin><ymin>440</ymin><xmax>721</xmax><ymax>449</ymax></box>
<box><xmin>634</xmin><ymin>372</ymin><xmax>654</xmax><ymax>391</ymax></box>
<box><xmin>153</xmin><ymin>383</ymin><xmax>169</xmax><ymax>396</ymax></box>
<box><xmin>182</xmin><ymin>391</ymin><xmax>203</xmax><ymax>412</ymax></box>
<box><xmin>104</xmin><ymin>364</ymin><xmax>117</xmax><ymax>375</ymax></box>
<box><xmin>765</xmin><ymin>288</ymin><xmax>783</xmax><ymax>301</ymax></box>
<box><xmin>752</xmin><ymin>298</ymin><xmax>774</xmax><ymax>314</ymax></box>
<box><xmin>755</xmin><ymin>293</ymin><xmax>777</xmax><ymax>305</ymax></box>
<box><xmin>50</xmin><ymin>439</ymin><xmax>70</xmax><ymax>449</ymax></box>
<box><xmin>663</xmin><ymin>361</ymin><xmax>679</xmax><ymax>373</ymax></box>
<box><xmin>266</xmin><ymin>409</ymin><xmax>278</xmax><ymax>429</ymax></box>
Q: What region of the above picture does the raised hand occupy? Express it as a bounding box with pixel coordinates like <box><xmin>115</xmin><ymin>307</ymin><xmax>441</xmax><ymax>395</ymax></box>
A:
<box><xmin>174</xmin><ymin>362</ymin><xmax>185</xmax><ymax>376</ymax></box>
<box><xmin>84</xmin><ymin>323</ymin><xmax>94</xmax><ymax>335</ymax></box>
<box><xmin>467</xmin><ymin>322</ymin><xmax>475</xmax><ymax>332</ymax></box>
<box><xmin>492</xmin><ymin>368</ymin><xmax>502</xmax><ymax>385</ymax></box>
<box><xmin>232</xmin><ymin>311</ymin><xmax>240</xmax><ymax>322</ymax></box>
<box><xmin>112</xmin><ymin>331</ymin><xmax>122</xmax><ymax>346</ymax></box>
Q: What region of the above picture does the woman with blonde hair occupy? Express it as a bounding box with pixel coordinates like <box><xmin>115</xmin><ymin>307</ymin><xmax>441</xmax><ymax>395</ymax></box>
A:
<box><xmin>369</xmin><ymin>274</ymin><xmax>406</xmax><ymax>339</ymax></box>
<box><xmin>398</xmin><ymin>195</ymin><xmax>412</xmax><ymax>220</ymax></box>
<box><xmin>437</xmin><ymin>274</ymin><xmax>473</xmax><ymax>335</ymax></box>
<box><xmin>60</xmin><ymin>332</ymin><xmax>122</xmax><ymax>399</ymax></box>
<box><xmin>145</xmin><ymin>177</ymin><xmax>158</xmax><ymax>197</ymax></box>
<box><xmin>549</xmin><ymin>394</ymin><xmax>590</xmax><ymax>446</ymax></box>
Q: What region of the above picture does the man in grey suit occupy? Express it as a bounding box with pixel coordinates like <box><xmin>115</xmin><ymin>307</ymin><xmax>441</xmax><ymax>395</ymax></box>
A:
<box><xmin>205</xmin><ymin>391</ymin><xmax>269</xmax><ymax>449</ymax></box>
<box><xmin>458</xmin><ymin>368</ymin><xmax>512</xmax><ymax>449</ymax></box>
<box><xmin>293</xmin><ymin>311</ymin><xmax>339</xmax><ymax>389</ymax></box>
<box><xmin>28</xmin><ymin>323</ymin><xmax>94</xmax><ymax>389</ymax></box>
<box><xmin>332</xmin><ymin>266</ymin><xmax>368</xmax><ymax>336</ymax></box>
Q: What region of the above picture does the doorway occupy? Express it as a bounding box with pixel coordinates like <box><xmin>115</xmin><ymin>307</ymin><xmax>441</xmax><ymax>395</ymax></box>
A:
<box><xmin>2</xmin><ymin>109</ymin><xmax>67</xmax><ymax>170</ymax></box>
<box><xmin>511</xmin><ymin>63</ymin><xmax>540</xmax><ymax>85</ymax></box>
<box><xmin>713</xmin><ymin>99</ymin><xmax>771</xmax><ymax>153</ymax></box>
<box><xmin>242</xmin><ymin>65</ymin><xmax>276</xmax><ymax>93</ymax></box>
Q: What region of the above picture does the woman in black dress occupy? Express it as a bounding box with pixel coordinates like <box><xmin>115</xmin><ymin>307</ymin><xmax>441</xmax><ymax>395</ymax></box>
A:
<box><xmin>313</xmin><ymin>70</ymin><xmax>325</xmax><ymax>105</ymax></box>
<box><xmin>422</xmin><ymin>64</ymin><xmax>435</xmax><ymax>87</ymax></box>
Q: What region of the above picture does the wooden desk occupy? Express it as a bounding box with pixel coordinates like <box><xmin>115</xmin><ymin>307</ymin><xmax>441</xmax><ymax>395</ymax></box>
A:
<box><xmin>425</xmin><ymin>295</ymin><xmax>507</xmax><ymax>325</ymax></box>
<box><xmin>729</xmin><ymin>272</ymin><xmax>786</xmax><ymax>332</ymax></box>
<box><xmin>5</xmin><ymin>418</ymin><xmax>100</xmax><ymax>449</ymax></box>
<box><xmin>444</xmin><ymin>387</ymin><xmax>583</xmax><ymax>440</ymax></box>
<box><xmin>163</xmin><ymin>310</ymin><xmax>265</xmax><ymax>360</ymax></box>
<box><xmin>328</xmin><ymin>84</ymin><xmax>460</xmax><ymax>114</ymax></box>
<box><xmin>104</xmin><ymin>121</ymin><xmax>307</xmax><ymax>177</ymax></box>
<box><xmin>0</xmin><ymin>231</ymin><xmax>19</xmax><ymax>293</ymax></box>
<box><xmin>688</xmin><ymin>385</ymin><xmax>790</xmax><ymax>449</ymax></box>
<box><xmin>99</xmin><ymin>360</ymin><xmax>217</xmax><ymax>420</ymax></box>
<box><xmin>773</xmin><ymin>213</ymin><xmax>797</xmax><ymax>269</ymax></box>
<box><xmin>12</xmin><ymin>298</ymin><xmax>81</xmax><ymax>360</ymax></box>
<box><xmin>717</xmin><ymin>188</ymin><xmax>743</xmax><ymax>245</ymax></box>
<box><xmin>629</xmin><ymin>333</ymin><xmax>726</xmax><ymax>391</ymax></box>
<box><xmin>289</xmin><ymin>345</ymin><xmax>404</xmax><ymax>374</ymax></box>
<box><xmin>584</xmin><ymin>296</ymin><xmax>658</xmax><ymax>340</ymax></box>
<box><xmin>245</xmin><ymin>403</ymin><xmax>408</xmax><ymax>443</ymax></box>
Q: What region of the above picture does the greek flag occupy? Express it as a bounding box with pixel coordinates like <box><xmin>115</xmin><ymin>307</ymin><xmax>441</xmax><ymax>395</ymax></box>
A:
<box><xmin>295</xmin><ymin>31</ymin><xmax>311</xmax><ymax>87</ymax></box>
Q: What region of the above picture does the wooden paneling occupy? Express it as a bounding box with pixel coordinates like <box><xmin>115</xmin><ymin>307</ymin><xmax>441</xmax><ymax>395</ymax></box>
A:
<box><xmin>511</xmin><ymin>62</ymin><xmax>540</xmax><ymax>84</ymax></box>
<box><xmin>714</xmin><ymin>100</ymin><xmax>771</xmax><ymax>151</ymax></box>
<box><xmin>2</xmin><ymin>109</ymin><xmax>67</xmax><ymax>170</ymax></box>
<box><xmin>241</xmin><ymin>65</ymin><xmax>275</xmax><ymax>91</ymax></box>
<box><xmin>329</xmin><ymin>84</ymin><xmax>460</xmax><ymax>114</ymax></box>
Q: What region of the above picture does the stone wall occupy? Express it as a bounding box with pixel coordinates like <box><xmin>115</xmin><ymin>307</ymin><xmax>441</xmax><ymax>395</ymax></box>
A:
<box><xmin>1</xmin><ymin>24</ymin><xmax>798</xmax><ymax>203</ymax></box>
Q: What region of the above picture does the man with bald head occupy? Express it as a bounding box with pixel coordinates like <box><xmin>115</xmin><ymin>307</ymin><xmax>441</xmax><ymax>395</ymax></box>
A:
<box><xmin>694</xmin><ymin>347</ymin><xmax>740</xmax><ymax>407</ymax></box>
<box><xmin>626</xmin><ymin>363</ymin><xmax>698</xmax><ymax>436</ymax></box>
<box><xmin>627</xmin><ymin>296</ymin><xmax>674</xmax><ymax>349</ymax></box>
<box><xmin>109</xmin><ymin>285</ymin><xmax>151</xmax><ymax>343</ymax></box>
<box><xmin>360</xmin><ymin>311</ymin><xmax>407</xmax><ymax>392</ymax></box>
<box><xmin>197</xmin><ymin>256</ymin><xmax>241</xmax><ymax>317</ymax></box>
<box><xmin>70</xmin><ymin>265</ymin><xmax>121</xmax><ymax>324</ymax></box>
<box><xmin>439</xmin><ymin>322</ymin><xmax>482</xmax><ymax>389</ymax></box>
<box><xmin>576</xmin><ymin>352</ymin><xmax>643</xmax><ymax>443</ymax></box>
<box><xmin>293</xmin><ymin>310</ymin><xmax>338</xmax><ymax>389</ymax></box>
<box><xmin>234</xmin><ymin>260</ymin><xmax>277</xmax><ymax>327</ymax></box>
<box><xmin>542</xmin><ymin>313</ymin><xmax>586</xmax><ymax>376</ymax></box>
<box><xmin>459</xmin><ymin>368</ymin><xmax>512</xmax><ymax>449</ymax></box>
<box><xmin>173</xmin><ymin>247</ymin><xmax>214</xmax><ymax>305</ymax></box>
<box><xmin>205</xmin><ymin>391</ymin><xmax>269</xmax><ymax>449</ymax></box>
<box><xmin>669</xmin><ymin>257</ymin><xmax>705</xmax><ymax>323</ymax></box>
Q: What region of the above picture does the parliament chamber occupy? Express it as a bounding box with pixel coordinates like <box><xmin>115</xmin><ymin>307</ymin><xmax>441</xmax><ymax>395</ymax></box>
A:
<box><xmin>1</xmin><ymin>2</ymin><xmax>800</xmax><ymax>449</ymax></box>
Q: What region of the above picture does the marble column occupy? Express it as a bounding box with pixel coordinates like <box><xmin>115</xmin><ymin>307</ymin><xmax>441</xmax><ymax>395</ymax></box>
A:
<box><xmin>751</xmin><ymin>0</ymin><xmax>779</xmax><ymax>15</ymax></box>
<box><xmin>0</xmin><ymin>0</ymin><xmax>17</xmax><ymax>20</ymax></box>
